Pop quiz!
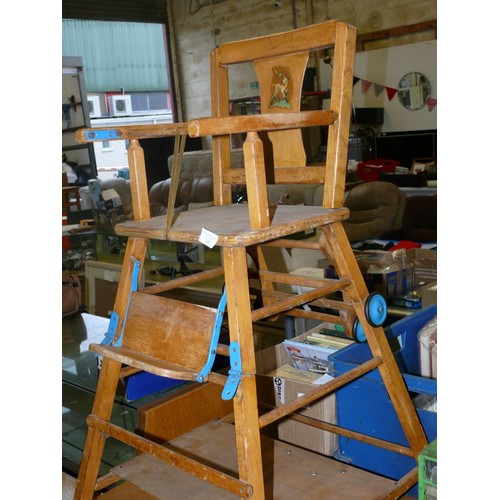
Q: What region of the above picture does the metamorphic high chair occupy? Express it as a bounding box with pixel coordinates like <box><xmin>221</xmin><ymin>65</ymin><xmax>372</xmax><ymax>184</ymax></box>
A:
<box><xmin>73</xmin><ymin>19</ymin><xmax>428</xmax><ymax>499</ymax></box>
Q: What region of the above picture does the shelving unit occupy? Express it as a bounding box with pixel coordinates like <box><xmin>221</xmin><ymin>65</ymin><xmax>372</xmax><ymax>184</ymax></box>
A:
<box><xmin>62</xmin><ymin>56</ymin><xmax>97</xmax><ymax>180</ymax></box>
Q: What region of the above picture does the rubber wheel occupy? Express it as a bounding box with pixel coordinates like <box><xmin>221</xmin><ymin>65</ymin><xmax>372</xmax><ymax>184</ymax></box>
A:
<box><xmin>352</xmin><ymin>319</ymin><xmax>366</xmax><ymax>343</ymax></box>
<box><xmin>365</xmin><ymin>292</ymin><xmax>387</xmax><ymax>327</ymax></box>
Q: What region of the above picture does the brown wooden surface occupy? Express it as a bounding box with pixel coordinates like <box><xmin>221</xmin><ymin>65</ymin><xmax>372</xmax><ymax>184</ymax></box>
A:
<box><xmin>110</xmin><ymin>420</ymin><xmax>411</xmax><ymax>499</ymax></box>
<box><xmin>223</xmin><ymin>246</ymin><xmax>265</xmax><ymax>498</ymax></box>
<box><xmin>112</xmin><ymin>292</ymin><xmax>216</xmax><ymax>371</ymax></box>
<box><xmin>114</xmin><ymin>204</ymin><xmax>350</xmax><ymax>245</ymax></box>
<box><xmin>138</xmin><ymin>382</ymin><xmax>233</xmax><ymax>444</ymax></box>
<box><xmin>97</xmin><ymin>482</ymin><xmax>159</xmax><ymax>499</ymax></box>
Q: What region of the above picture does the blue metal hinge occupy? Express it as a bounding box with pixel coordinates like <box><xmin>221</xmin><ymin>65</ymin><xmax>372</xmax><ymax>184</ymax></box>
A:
<box><xmin>84</xmin><ymin>129</ymin><xmax>122</xmax><ymax>142</ymax></box>
<box><xmin>221</xmin><ymin>341</ymin><xmax>242</xmax><ymax>401</ymax></box>
<box><xmin>196</xmin><ymin>287</ymin><xmax>227</xmax><ymax>383</ymax></box>
<box><xmin>100</xmin><ymin>257</ymin><xmax>141</xmax><ymax>348</ymax></box>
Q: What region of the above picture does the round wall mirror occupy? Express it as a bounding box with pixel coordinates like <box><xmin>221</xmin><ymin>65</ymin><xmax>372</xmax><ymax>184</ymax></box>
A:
<box><xmin>397</xmin><ymin>72</ymin><xmax>431</xmax><ymax>110</ymax></box>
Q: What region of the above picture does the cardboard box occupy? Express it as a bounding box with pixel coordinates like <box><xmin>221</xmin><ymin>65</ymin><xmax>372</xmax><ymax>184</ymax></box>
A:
<box><xmin>255</xmin><ymin>323</ymin><xmax>341</xmax><ymax>456</ymax></box>
<box><xmin>354</xmin><ymin>251</ymin><xmax>414</xmax><ymax>300</ymax></box>
<box><xmin>420</xmin><ymin>280</ymin><xmax>437</xmax><ymax>308</ymax></box>
<box><xmin>95</xmin><ymin>278</ymin><xmax>119</xmax><ymax>318</ymax></box>
<box><xmin>407</xmin><ymin>248</ymin><xmax>437</xmax><ymax>285</ymax></box>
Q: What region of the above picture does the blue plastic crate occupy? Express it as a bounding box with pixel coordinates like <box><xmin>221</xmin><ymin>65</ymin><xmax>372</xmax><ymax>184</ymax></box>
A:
<box><xmin>329</xmin><ymin>305</ymin><xmax>437</xmax><ymax>496</ymax></box>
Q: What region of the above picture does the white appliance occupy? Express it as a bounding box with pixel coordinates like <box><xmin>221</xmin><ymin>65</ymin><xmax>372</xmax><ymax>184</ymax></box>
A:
<box><xmin>109</xmin><ymin>94</ymin><xmax>132</xmax><ymax>116</ymax></box>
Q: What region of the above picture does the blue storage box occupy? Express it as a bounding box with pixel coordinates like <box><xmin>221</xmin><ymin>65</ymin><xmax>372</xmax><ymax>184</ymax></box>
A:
<box><xmin>329</xmin><ymin>305</ymin><xmax>437</xmax><ymax>496</ymax></box>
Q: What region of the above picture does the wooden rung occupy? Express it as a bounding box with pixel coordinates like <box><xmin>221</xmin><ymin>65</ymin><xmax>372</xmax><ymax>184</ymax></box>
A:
<box><xmin>261</xmin><ymin>289</ymin><xmax>354</xmax><ymax>313</ymax></box>
<box><xmin>258</xmin><ymin>356</ymin><xmax>383</xmax><ymax>429</ymax></box>
<box><xmin>87</xmin><ymin>416</ymin><xmax>253</xmax><ymax>498</ymax></box>
<box><xmin>251</xmin><ymin>280</ymin><xmax>351</xmax><ymax>322</ymax></box>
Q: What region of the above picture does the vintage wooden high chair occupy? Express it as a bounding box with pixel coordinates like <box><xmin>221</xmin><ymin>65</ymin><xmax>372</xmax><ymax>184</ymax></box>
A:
<box><xmin>73</xmin><ymin>20</ymin><xmax>428</xmax><ymax>499</ymax></box>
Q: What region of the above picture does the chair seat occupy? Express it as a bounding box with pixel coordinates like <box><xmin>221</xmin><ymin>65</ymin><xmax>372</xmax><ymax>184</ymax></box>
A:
<box><xmin>115</xmin><ymin>204</ymin><xmax>350</xmax><ymax>246</ymax></box>
<box><xmin>91</xmin><ymin>344</ymin><xmax>201</xmax><ymax>381</ymax></box>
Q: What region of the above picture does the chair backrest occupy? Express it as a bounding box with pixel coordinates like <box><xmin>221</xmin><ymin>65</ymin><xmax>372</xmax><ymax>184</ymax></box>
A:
<box><xmin>209</xmin><ymin>20</ymin><xmax>357</xmax><ymax>211</ymax></box>
<box><xmin>122</xmin><ymin>292</ymin><xmax>217</xmax><ymax>372</ymax></box>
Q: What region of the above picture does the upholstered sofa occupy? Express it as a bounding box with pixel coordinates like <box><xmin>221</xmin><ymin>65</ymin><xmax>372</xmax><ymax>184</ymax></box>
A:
<box><xmin>85</xmin><ymin>150</ymin><xmax>415</xmax><ymax>243</ymax></box>
<box><xmin>148</xmin><ymin>149</ymin><xmax>409</xmax><ymax>242</ymax></box>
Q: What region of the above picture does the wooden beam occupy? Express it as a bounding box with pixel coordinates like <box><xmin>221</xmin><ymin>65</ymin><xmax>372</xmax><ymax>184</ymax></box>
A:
<box><xmin>356</xmin><ymin>20</ymin><xmax>437</xmax><ymax>52</ymax></box>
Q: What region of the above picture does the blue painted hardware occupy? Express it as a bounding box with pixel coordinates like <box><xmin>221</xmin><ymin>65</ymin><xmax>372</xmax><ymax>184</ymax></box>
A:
<box><xmin>222</xmin><ymin>342</ymin><xmax>242</xmax><ymax>400</ymax></box>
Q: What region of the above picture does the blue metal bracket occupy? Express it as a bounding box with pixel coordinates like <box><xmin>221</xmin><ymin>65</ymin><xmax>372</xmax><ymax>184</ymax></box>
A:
<box><xmin>196</xmin><ymin>287</ymin><xmax>227</xmax><ymax>383</ymax></box>
<box><xmin>84</xmin><ymin>129</ymin><xmax>122</xmax><ymax>142</ymax></box>
<box><xmin>221</xmin><ymin>341</ymin><xmax>242</xmax><ymax>401</ymax></box>
<box><xmin>101</xmin><ymin>311</ymin><xmax>120</xmax><ymax>346</ymax></box>
<box><xmin>100</xmin><ymin>257</ymin><xmax>141</xmax><ymax>348</ymax></box>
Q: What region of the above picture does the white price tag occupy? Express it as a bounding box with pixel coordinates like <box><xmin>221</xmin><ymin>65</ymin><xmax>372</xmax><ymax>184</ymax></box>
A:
<box><xmin>199</xmin><ymin>228</ymin><xmax>219</xmax><ymax>248</ymax></box>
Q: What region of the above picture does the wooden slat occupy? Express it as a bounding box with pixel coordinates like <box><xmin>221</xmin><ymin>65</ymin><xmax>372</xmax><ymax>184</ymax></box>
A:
<box><xmin>223</xmin><ymin>165</ymin><xmax>326</xmax><ymax>185</ymax></box>
<box><xmin>116</xmin><ymin>292</ymin><xmax>216</xmax><ymax>372</ymax></box>
<box><xmin>217</xmin><ymin>20</ymin><xmax>343</xmax><ymax>64</ymax></box>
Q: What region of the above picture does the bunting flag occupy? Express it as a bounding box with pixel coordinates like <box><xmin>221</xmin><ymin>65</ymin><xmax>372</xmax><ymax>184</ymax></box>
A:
<box><xmin>386</xmin><ymin>87</ymin><xmax>398</xmax><ymax>101</ymax></box>
<box><xmin>426</xmin><ymin>97</ymin><xmax>437</xmax><ymax>112</ymax></box>
<box><xmin>361</xmin><ymin>79</ymin><xmax>372</xmax><ymax>94</ymax></box>
<box><xmin>353</xmin><ymin>76</ymin><xmax>437</xmax><ymax>111</ymax></box>
<box><xmin>374</xmin><ymin>83</ymin><xmax>385</xmax><ymax>97</ymax></box>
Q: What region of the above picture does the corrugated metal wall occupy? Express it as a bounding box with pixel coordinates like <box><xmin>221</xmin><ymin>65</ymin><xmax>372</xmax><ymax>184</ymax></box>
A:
<box><xmin>62</xmin><ymin>19</ymin><xmax>170</xmax><ymax>92</ymax></box>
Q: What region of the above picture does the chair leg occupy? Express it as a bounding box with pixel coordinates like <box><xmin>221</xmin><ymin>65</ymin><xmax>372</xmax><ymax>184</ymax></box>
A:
<box><xmin>321</xmin><ymin>222</ymin><xmax>428</xmax><ymax>457</ymax></box>
<box><xmin>74</xmin><ymin>358</ymin><xmax>123</xmax><ymax>499</ymax></box>
<box><xmin>223</xmin><ymin>246</ymin><xmax>266</xmax><ymax>499</ymax></box>
<box><xmin>74</xmin><ymin>237</ymin><xmax>150</xmax><ymax>499</ymax></box>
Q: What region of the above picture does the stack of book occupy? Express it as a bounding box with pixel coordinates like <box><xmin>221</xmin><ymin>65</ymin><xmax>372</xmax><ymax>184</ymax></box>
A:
<box><xmin>283</xmin><ymin>329</ymin><xmax>354</xmax><ymax>374</ymax></box>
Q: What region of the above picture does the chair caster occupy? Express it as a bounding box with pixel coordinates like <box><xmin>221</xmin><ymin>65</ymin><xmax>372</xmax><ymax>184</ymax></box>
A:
<box><xmin>352</xmin><ymin>293</ymin><xmax>387</xmax><ymax>343</ymax></box>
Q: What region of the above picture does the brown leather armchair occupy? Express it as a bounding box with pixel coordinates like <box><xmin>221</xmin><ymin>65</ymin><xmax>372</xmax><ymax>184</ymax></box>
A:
<box><xmin>379</xmin><ymin>194</ymin><xmax>437</xmax><ymax>243</ymax></box>
<box><xmin>342</xmin><ymin>181</ymin><xmax>407</xmax><ymax>242</ymax></box>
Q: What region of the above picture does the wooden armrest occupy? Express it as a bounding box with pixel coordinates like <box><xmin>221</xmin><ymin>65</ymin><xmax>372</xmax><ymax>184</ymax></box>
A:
<box><xmin>75</xmin><ymin>123</ymin><xmax>189</xmax><ymax>143</ymax></box>
<box><xmin>188</xmin><ymin>110</ymin><xmax>337</xmax><ymax>138</ymax></box>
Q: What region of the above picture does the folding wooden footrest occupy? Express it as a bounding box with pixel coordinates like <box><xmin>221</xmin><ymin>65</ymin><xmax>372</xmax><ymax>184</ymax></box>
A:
<box><xmin>90</xmin><ymin>344</ymin><xmax>202</xmax><ymax>381</ymax></box>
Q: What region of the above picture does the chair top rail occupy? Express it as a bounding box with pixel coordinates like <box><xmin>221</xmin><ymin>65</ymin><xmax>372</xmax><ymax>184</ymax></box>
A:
<box><xmin>217</xmin><ymin>20</ymin><xmax>355</xmax><ymax>65</ymax></box>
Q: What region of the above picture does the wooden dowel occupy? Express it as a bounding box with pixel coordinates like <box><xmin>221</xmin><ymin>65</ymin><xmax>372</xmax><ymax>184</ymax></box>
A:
<box><xmin>259</xmin><ymin>401</ymin><xmax>414</xmax><ymax>457</ymax></box>
<box><xmin>258</xmin><ymin>356</ymin><xmax>382</xmax><ymax>428</ymax></box>
<box><xmin>142</xmin><ymin>267</ymin><xmax>225</xmax><ymax>295</ymax></box>
<box><xmin>251</xmin><ymin>281</ymin><xmax>350</xmax><ymax>322</ymax></box>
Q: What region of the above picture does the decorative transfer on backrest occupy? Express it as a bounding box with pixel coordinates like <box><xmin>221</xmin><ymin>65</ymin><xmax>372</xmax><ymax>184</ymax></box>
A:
<box><xmin>270</xmin><ymin>66</ymin><xmax>292</xmax><ymax>109</ymax></box>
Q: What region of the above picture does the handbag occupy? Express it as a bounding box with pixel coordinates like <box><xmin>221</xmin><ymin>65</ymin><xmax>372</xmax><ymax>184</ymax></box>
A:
<box><xmin>63</xmin><ymin>269</ymin><xmax>82</xmax><ymax>317</ymax></box>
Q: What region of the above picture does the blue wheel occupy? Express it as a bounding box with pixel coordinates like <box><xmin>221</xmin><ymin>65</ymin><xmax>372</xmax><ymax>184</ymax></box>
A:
<box><xmin>365</xmin><ymin>292</ymin><xmax>387</xmax><ymax>327</ymax></box>
<box><xmin>352</xmin><ymin>319</ymin><xmax>366</xmax><ymax>343</ymax></box>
